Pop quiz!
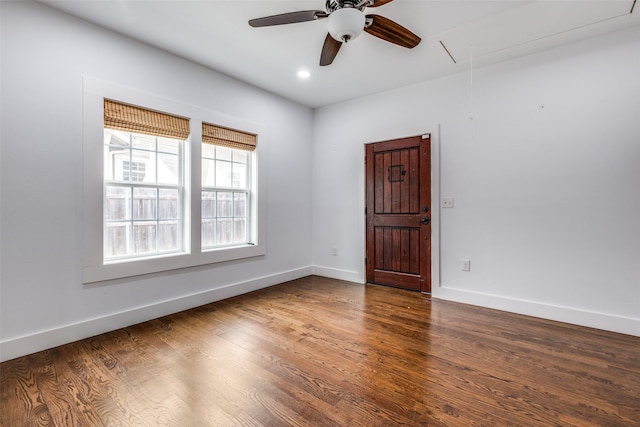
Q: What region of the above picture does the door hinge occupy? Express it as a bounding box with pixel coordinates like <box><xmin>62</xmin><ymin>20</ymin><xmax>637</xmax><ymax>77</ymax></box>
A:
<box><xmin>365</xmin><ymin>207</ymin><xmax>367</xmax><ymax>215</ymax></box>
<box><xmin>422</xmin><ymin>133</ymin><xmax>430</xmax><ymax>139</ymax></box>
<box><xmin>365</xmin><ymin>257</ymin><xmax>368</xmax><ymax>265</ymax></box>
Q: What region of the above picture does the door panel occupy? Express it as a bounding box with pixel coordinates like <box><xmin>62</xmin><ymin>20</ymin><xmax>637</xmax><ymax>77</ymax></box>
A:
<box><xmin>366</xmin><ymin>135</ymin><xmax>431</xmax><ymax>292</ymax></box>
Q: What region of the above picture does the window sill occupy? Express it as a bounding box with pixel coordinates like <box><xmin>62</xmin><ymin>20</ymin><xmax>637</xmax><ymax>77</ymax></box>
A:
<box><xmin>83</xmin><ymin>243</ymin><xmax>265</xmax><ymax>284</ymax></box>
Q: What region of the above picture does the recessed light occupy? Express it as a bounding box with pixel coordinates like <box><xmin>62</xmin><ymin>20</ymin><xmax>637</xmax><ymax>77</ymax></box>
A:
<box><xmin>297</xmin><ymin>70</ymin><xmax>311</xmax><ymax>79</ymax></box>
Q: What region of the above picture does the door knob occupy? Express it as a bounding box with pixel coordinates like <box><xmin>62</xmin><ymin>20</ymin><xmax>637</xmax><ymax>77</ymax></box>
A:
<box><xmin>421</xmin><ymin>216</ymin><xmax>430</xmax><ymax>225</ymax></box>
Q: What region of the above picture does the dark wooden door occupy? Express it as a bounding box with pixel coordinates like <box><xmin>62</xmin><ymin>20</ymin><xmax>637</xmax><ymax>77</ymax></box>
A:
<box><xmin>365</xmin><ymin>135</ymin><xmax>431</xmax><ymax>292</ymax></box>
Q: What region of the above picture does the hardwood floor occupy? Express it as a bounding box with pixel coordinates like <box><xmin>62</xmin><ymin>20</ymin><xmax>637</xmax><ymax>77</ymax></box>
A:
<box><xmin>1</xmin><ymin>276</ymin><xmax>639</xmax><ymax>426</ymax></box>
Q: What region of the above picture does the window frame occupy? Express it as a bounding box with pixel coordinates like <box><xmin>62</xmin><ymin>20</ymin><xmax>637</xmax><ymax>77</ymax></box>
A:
<box><xmin>83</xmin><ymin>77</ymin><xmax>266</xmax><ymax>283</ymax></box>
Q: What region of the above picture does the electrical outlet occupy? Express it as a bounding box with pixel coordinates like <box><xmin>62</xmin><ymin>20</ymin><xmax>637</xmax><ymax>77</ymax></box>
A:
<box><xmin>461</xmin><ymin>259</ymin><xmax>471</xmax><ymax>272</ymax></box>
<box><xmin>332</xmin><ymin>247</ymin><xmax>338</xmax><ymax>256</ymax></box>
<box><xmin>441</xmin><ymin>197</ymin><xmax>454</xmax><ymax>208</ymax></box>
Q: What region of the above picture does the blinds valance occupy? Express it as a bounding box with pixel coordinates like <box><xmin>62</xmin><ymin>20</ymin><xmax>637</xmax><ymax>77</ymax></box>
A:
<box><xmin>104</xmin><ymin>99</ymin><xmax>190</xmax><ymax>140</ymax></box>
<box><xmin>202</xmin><ymin>122</ymin><xmax>257</xmax><ymax>152</ymax></box>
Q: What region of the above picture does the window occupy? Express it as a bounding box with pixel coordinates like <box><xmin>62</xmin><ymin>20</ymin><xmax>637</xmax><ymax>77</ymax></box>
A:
<box><xmin>103</xmin><ymin>99</ymin><xmax>188</xmax><ymax>262</ymax></box>
<box><xmin>83</xmin><ymin>79</ymin><xmax>266</xmax><ymax>283</ymax></box>
<box><xmin>201</xmin><ymin>123</ymin><xmax>256</xmax><ymax>250</ymax></box>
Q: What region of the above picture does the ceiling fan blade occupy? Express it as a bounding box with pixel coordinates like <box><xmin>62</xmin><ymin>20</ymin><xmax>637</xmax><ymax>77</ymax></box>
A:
<box><xmin>367</xmin><ymin>0</ymin><xmax>395</xmax><ymax>7</ymax></box>
<box><xmin>249</xmin><ymin>10</ymin><xmax>328</xmax><ymax>27</ymax></box>
<box><xmin>364</xmin><ymin>14</ymin><xmax>421</xmax><ymax>48</ymax></box>
<box><xmin>320</xmin><ymin>33</ymin><xmax>342</xmax><ymax>66</ymax></box>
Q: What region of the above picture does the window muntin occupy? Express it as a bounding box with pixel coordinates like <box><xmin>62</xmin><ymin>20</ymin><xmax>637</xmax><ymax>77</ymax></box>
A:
<box><xmin>201</xmin><ymin>144</ymin><xmax>251</xmax><ymax>249</ymax></box>
<box><xmin>104</xmin><ymin>129</ymin><xmax>184</xmax><ymax>260</ymax></box>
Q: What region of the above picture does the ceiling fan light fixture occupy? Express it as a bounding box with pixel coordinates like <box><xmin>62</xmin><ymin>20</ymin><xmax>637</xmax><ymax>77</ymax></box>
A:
<box><xmin>328</xmin><ymin>7</ymin><xmax>365</xmax><ymax>43</ymax></box>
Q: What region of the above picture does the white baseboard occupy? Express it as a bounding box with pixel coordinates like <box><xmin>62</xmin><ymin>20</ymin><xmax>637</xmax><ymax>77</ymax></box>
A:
<box><xmin>311</xmin><ymin>265</ymin><xmax>363</xmax><ymax>284</ymax></box>
<box><xmin>307</xmin><ymin>268</ymin><xmax>640</xmax><ymax>337</ymax></box>
<box><xmin>4</xmin><ymin>267</ymin><xmax>637</xmax><ymax>362</ymax></box>
<box><xmin>434</xmin><ymin>286</ymin><xmax>640</xmax><ymax>337</ymax></box>
<box><xmin>0</xmin><ymin>266</ymin><xmax>313</xmax><ymax>362</ymax></box>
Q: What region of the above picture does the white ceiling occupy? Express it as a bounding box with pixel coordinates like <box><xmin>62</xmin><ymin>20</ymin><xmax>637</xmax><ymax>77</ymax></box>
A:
<box><xmin>41</xmin><ymin>0</ymin><xmax>638</xmax><ymax>108</ymax></box>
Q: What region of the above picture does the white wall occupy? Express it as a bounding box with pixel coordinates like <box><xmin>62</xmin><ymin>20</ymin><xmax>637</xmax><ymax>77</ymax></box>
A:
<box><xmin>0</xmin><ymin>2</ymin><xmax>313</xmax><ymax>361</ymax></box>
<box><xmin>312</xmin><ymin>25</ymin><xmax>640</xmax><ymax>336</ymax></box>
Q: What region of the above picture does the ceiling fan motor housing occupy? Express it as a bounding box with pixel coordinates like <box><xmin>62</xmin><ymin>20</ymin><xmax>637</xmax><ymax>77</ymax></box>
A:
<box><xmin>328</xmin><ymin>7</ymin><xmax>366</xmax><ymax>42</ymax></box>
<box><xmin>249</xmin><ymin>0</ymin><xmax>420</xmax><ymax>66</ymax></box>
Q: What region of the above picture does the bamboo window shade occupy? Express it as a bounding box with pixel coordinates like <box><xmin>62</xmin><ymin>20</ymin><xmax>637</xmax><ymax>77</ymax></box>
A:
<box><xmin>104</xmin><ymin>99</ymin><xmax>190</xmax><ymax>140</ymax></box>
<box><xmin>202</xmin><ymin>122</ymin><xmax>257</xmax><ymax>152</ymax></box>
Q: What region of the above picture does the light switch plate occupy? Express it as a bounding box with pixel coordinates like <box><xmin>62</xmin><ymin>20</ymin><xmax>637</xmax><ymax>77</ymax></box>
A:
<box><xmin>441</xmin><ymin>197</ymin><xmax>454</xmax><ymax>208</ymax></box>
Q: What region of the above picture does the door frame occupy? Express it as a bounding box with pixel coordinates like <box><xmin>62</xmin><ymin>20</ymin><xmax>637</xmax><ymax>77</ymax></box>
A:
<box><xmin>361</xmin><ymin>126</ymin><xmax>440</xmax><ymax>294</ymax></box>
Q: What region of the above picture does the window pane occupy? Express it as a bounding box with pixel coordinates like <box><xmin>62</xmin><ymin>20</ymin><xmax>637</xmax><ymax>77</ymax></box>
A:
<box><xmin>202</xmin><ymin>144</ymin><xmax>215</xmax><ymax>159</ymax></box>
<box><xmin>133</xmin><ymin>188</ymin><xmax>157</xmax><ymax>220</ymax></box>
<box><xmin>234</xmin><ymin>219</ymin><xmax>246</xmax><ymax>244</ymax></box>
<box><xmin>202</xmin><ymin>219</ymin><xmax>216</xmax><ymax>247</ymax></box>
<box><xmin>133</xmin><ymin>222</ymin><xmax>156</xmax><ymax>254</ymax></box>
<box><xmin>216</xmin><ymin>146</ymin><xmax>232</xmax><ymax>161</ymax></box>
<box><xmin>131</xmin><ymin>133</ymin><xmax>155</xmax><ymax>151</ymax></box>
<box><xmin>233</xmin><ymin>162</ymin><xmax>247</xmax><ymax>189</ymax></box>
<box><xmin>202</xmin><ymin>158</ymin><xmax>216</xmax><ymax>187</ymax></box>
<box><xmin>106</xmin><ymin>186</ymin><xmax>131</xmax><ymax>220</ymax></box>
<box><xmin>130</xmin><ymin>150</ymin><xmax>154</xmax><ymax>183</ymax></box>
<box><xmin>105</xmin><ymin>145</ymin><xmax>128</xmax><ymax>181</ymax></box>
<box><xmin>217</xmin><ymin>192</ymin><xmax>233</xmax><ymax>217</ymax></box>
<box><xmin>202</xmin><ymin>191</ymin><xmax>216</xmax><ymax>218</ymax></box>
<box><xmin>216</xmin><ymin>160</ymin><xmax>232</xmax><ymax>187</ymax></box>
<box><xmin>234</xmin><ymin>192</ymin><xmax>246</xmax><ymax>217</ymax></box>
<box><xmin>105</xmin><ymin>222</ymin><xmax>129</xmax><ymax>257</ymax></box>
<box><xmin>122</xmin><ymin>160</ymin><xmax>146</xmax><ymax>182</ymax></box>
<box><xmin>216</xmin><ymin>218</ymin><xmax>233</xmax><ymax>245</ymax></box>
<box><xmin>157</xmin><ymin>153</ymin><xmax>179</xmax><ymax>185</ymax></box>
<box><xmin>233</xmin><ymin>150</ymin><xmax>247</xmax><ymax>164</ymax></box>
<box><xmin>157</xmin><ymin>137</ymin><xmax>179</xmax><ymax>154</ymax></box>
<box><xmin>104</xmin><ymin>129</ymin><xmax>130</xmax><ymax>147</ymax></box>
<box><xmin>159</xmin><ymin>189</ymin><xmax>179</xmax><ymax>220</ymax></box>
<box><xmin>158</xmin><ymin>221</ymin><xmax>178</xmax><ymax>251</ymax></box>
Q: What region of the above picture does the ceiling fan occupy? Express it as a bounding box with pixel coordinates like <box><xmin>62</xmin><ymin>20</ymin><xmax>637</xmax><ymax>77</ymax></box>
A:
<box><xmin>249</xmin><ymin>0</ymin><xmax>421</xmax><ymax>66</ymax></box>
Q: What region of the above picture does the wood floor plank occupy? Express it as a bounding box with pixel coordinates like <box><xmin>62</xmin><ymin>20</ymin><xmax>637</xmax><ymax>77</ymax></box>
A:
<box><xmin>2</xmin><ymin>275</ymin><xmax>639</xmax><ymax>426</ymax></box>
